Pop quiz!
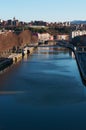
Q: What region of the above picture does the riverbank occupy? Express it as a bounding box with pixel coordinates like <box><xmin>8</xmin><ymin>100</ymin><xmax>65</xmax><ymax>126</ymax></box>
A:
<box><xmin>1</xmin><ymin>42</ymin><xmax>86</xmax><ymax>85</ymax></box>
<box><xmin>0</xmin><ymin>58</ymin><xmax>13</xmax><ymax>74</ymax></box>
<box><xmin>57</xmin><ymin>41</ymin><xmax>86</xmax><ymax>83</ymax></box>
<box><xmin>67</xmin><ymin>45</ymin><xmax>86</xmax><ymax>84</ymax></box>
<box><xmin>0</xmin><ymin>45</ymin><xmax>38</xmax><ymax>73</ymax></box>
<box><xmin>74</xmin><ymin>51</ymin><xmax>86</xmax><ymax>84</ymax></box>
<box><xmin>0</xmin><ymin>30</ymin><xmax>38</xmax><ymax>57</ymax></box>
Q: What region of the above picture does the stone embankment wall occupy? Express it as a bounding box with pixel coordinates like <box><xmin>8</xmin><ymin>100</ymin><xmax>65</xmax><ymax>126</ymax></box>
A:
<box><xmin>74</xmin><ymin>51</ymin><xmax>86</xmax><ymax>82</ymax></box>
<box><xmin>0</xmin><ymin>46</ymin><xmax>37</xmax><ymax>72</ymax></box>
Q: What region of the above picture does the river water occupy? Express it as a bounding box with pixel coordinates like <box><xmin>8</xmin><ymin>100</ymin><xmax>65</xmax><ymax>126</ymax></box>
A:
<box><xmin>0</xmin><ymin>46</ymin><xmax>86</xmax><ymax>130</ymax></box>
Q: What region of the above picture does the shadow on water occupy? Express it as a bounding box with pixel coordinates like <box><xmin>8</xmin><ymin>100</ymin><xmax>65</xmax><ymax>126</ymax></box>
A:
<box><xmin>66</xmin><ymin>49</ymin><xmax>86</xmax><ymax>87</ymax></box>
<box><xmin>0</xmin><ymin>57</ymin><xmax>13</xmax><ymax>72</ymax></box>
<box><xmin>77</xmin><ymin>66</ymin><xmax>86</xmax><ymax>86</ymax></box>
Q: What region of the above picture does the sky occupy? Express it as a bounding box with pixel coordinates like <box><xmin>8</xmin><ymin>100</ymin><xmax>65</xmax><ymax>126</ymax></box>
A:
<box><xmin>0</xmin><ymin>0</ymin><xmax>86</xmax><ymax>22</ymax></box>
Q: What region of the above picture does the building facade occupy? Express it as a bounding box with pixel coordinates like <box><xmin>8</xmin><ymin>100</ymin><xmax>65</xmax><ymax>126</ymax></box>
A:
<box><xmin>57</xmin><ymin>34</ymin><xmax>69</xmax><ymax>41</ymax></box>
<box><xmin>38</xmin><ymin>33</ymin><xmax>51</xmax><ymax>42</ymax></box>
<box><xmin>71</xmin><ymin>30</ymin><xmax>86</xmax><ymax>38</ymax></box>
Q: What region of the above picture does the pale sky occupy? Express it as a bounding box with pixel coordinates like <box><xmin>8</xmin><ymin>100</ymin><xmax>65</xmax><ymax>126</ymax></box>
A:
<box><xmin>0</xmin><ymin>0</ymin><xmax>86</xmax><ymax>22</ymax></box>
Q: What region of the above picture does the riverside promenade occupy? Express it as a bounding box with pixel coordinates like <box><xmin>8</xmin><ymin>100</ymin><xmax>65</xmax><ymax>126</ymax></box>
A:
<box><xmin>57</xmin><ymin>40</ymin><xmax>86</xmax><ymax>83</ymax></box>
<box><xmin>0</xmin><ymin>42</ymin><xmax>57</xmax><ymax>73</ymax></box>
<box><xmin>0</xmin><ymin>43</ymin><xmax>38</xmax><ymax>73</ymax></box>
<box><xmin>75</xmin><ymin>50</ymin><xmax>86</xmax><ymax>83</ymax></box>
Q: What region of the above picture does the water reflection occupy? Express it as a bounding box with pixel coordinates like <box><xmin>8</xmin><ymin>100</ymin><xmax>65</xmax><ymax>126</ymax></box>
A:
<box><xmin>0</xmin><ymin>46</ymin><xmax>86</xmax><ymax>130</ymax></box>
<box><xmin>69</xmin><ymin>51</ymin><xmax>75</xmax><ymax>59</ymax></box>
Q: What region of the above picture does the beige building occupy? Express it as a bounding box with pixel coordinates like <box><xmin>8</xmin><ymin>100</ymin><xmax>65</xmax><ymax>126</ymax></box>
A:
<box><xmin>57</xmin><ymin>34</ymin><xmax>69</xmax><ymax>41</ymax></box>
<box><xmin>38</xmin><ymin>33</ymin><xmax>51</xmax><ymax>42</ymax></box>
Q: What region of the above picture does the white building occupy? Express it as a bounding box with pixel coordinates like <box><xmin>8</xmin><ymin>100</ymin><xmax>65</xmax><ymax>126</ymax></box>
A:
<box><xmin>71</xmin><ymin>30</ymin><xmax>86</xmax><ymax>38</ymax></box>
<box><xmin>63</xmin><ymin>22</ymin><xmax>71</xmax><ymax>27</ymax></box>
<box><xmin>38</xmin><ymin>33</ymin><xmax>50</xmax><ymax>42</ymax></box>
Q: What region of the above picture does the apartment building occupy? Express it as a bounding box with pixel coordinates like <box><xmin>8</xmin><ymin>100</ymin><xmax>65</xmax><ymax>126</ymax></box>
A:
<box><xmin>71</xmin><ymin>30</ymin><xmax>86</xmax><ymax>38</ymax></box>
<box><xmin>38</xmin><ymin>33</ymin><xmax>50</xmax><ymax>42</ymax></box>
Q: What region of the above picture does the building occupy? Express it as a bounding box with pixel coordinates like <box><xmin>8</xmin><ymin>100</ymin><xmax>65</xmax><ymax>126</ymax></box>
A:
<box><xmin>49</xmin><ymin>35</ymin><xmax>54</xmax><ymax>41</ymax></box>
<box><xmin>38</xmin><ymin>33</ymin><xmax>50</xmax><ymax>42</ymax></box>
<box><xmin>62</xmin><ymin>22</ymin><xmax>71</xmax><ymax>27</ymax></box>
<box><xmin>7</xmin><ymin>20</ymin><xmax>13</xmax><ymax>26</ymax></box>
<box><xmin>71</xmin><ymin>30</ymin><xmax>86</xmax><ymax>38</ymax></box>
<box><xmin>57</xmin><ymin>34</ymin><xmax>69</xmax><ymax>41</ymax></box>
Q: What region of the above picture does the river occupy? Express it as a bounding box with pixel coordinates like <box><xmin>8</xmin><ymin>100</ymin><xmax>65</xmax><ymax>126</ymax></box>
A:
<box><xmin>0</xmin><ymin>46</ymin><xmax>86</xmax><ymax>130</ymax></box>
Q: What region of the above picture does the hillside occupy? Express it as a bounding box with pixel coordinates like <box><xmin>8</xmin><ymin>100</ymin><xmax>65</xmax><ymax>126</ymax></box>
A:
<box><xmin>71</xmin><ymin>20</ymin><xmax>86</xmax><ymax>24</ymax></box>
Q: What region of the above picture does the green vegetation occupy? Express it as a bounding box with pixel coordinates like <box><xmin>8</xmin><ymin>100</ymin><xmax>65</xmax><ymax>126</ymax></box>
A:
<box><xmin>28</xmin><ymin>26</ymin><xmax>71</xmax><ymax>35</ymax></box>
<box><xmin>28</xmin><ymin>27</ymin><xmax>47</xmax><ymax>33</ymax></box>
<box><xmin>47</xmin><ymin>27</ymin><xmax>71</xmax><ymax>35</ymax></box>
<box><xmin>3</xmin><ymin>25</ymin><xmax>71</xmax><ymax>35</ymax></box>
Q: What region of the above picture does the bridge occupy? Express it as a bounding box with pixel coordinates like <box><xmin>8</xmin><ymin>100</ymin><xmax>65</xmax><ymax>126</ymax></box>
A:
<box><xmin>1</xmin><ymin>39</ymin><xmax>86</xmax><ymax>83</ymax></box>
<box><xmin>29</xmin><ymin>40</ymin><xmax>86</xmax><ymax>83</ymax></box>
<box><xmin>27</xmin><ymin>40</ymin><xmax>57</xmax><ymax>47</ymax></box>
<box><xmin>57</xmin><ymin>40</ymin><xmax>74</xmax><ymax>50</ymax></box>
<box><xmin>27</xmin><ymin>40</ymin><xmax>74</xmax><ymax>49</ymax></box>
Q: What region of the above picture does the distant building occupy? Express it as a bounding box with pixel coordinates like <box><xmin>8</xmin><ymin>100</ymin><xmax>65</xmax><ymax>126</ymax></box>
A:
<box><xmin>38</xmin><ymin>33</ymin><xmax>50</xmax><ymax>42</ymax></box>
<box><xmin>2</xmin><ymin>21</ymin><xmax>7</xmax><ymax>26</ymax></box>
<box><xmin>62</xmin><ymin>22</ymin><xmax>71</xmax><ymax>27</ymax></box>
<box><xmin>57</xmin><ymin>34</ymin><xmax>69</xmax><ymax>41</ymax></box>
<box><xmin>49</xmin><ymin>35</ymin><xmax>54</xmax><ymax>41</ymax></box>
<box><xmin>29</xmin><ymin>21</ymin><xmax>47</xmax><ymax>26</ymax></box>
<box><xmin>7</xmin><ymin>20</ymin><xmax>13</xmax><ymax>26</ymax></box>
<box><xmin>13</xmin><ymin>20</ymin><xmax>19</xmax><ymax>26</ymax></box>
<box><xmin>71</xmin><ymin>30</ymin><xmax>86</xmax><ymax>38</ymax></box>
<box><xmin>12</xmin><ymin>17</ymin><xmax>19</xmax><ymax>26</ymax></box>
